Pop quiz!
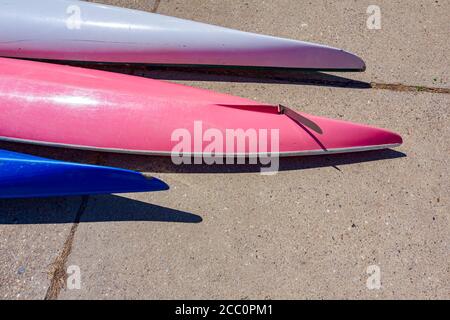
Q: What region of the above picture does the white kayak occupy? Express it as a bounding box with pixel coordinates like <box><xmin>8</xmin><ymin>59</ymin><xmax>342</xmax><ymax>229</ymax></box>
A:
<box><xmin>0</xmin><ymin>0</ymin><xmax>365</xmax><ymax>71</ymax></box>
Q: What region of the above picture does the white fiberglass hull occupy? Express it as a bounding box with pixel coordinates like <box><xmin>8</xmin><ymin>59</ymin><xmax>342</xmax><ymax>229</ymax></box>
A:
<box><xmin>0</xmin><ymin>0</ymin><xmax>365</xmax><ymax>70</ymax></box>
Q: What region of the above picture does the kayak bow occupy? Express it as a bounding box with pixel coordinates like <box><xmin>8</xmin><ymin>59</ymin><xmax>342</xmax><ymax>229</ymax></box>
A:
<box><xmin>0</xmin><ymin>0</ymin><xmax>365</xmax><ymax>71</ymax></box>
<box><xmin>0</xmin><ymin>149</ymin><xmax>169</xmax><ymax>199</ymax></box>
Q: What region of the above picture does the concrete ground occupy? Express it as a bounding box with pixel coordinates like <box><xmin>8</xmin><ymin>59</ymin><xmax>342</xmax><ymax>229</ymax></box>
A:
<box><xmin>0</xmin><ymin>0</ymin><xmax>448</xmax><ymax>300</ymax></box>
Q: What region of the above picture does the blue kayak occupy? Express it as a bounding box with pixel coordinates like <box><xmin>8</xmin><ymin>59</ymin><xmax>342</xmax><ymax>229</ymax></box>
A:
<box><xmin>0</xmin><ymin>149</ymin><xmax>169</xmax><ymax>199</ymax></box>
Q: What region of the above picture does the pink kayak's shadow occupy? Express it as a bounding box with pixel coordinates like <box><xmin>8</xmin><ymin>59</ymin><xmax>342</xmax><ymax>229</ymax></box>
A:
<box><xmin>105</xmin><ymin>149</ymin><xmax>406</xmax><ymax>174</ymax></box>
<box><xmin>0</xmin><ymin>142</ymin><xmax>406</xmax><ymax>174</ymax></box>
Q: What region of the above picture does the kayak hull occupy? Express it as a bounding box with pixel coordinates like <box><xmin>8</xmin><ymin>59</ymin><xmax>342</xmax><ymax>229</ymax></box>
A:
<box><xmin>0</xmin><ymin>149</ymin><xmax>169</xmax><ymax>199</ymax></box>
<box><xmin>0</xmin><ymin>58</ymin><xmax>402</xmax><ymax>157</ymax></box>
<box><xmin>0</xmin><ymin>0</ymin><xmax>365</xmax><ymax>71</ymax></box>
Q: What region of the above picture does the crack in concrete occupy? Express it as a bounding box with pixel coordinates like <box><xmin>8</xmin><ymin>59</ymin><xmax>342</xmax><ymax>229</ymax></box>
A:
<box><xmin>371</xmin><ymin>82</ymin><xmax>449</xmax><ymax>94</ymax></box>
<box><xmin>151</xmin><ymin>0</ymin><xmax>161</xmax><ymax>13</ymax></box>
<box><xmin>44</xmin><ymin>196</ymin><xmax>89</xmax><ymax>300</ymax></box>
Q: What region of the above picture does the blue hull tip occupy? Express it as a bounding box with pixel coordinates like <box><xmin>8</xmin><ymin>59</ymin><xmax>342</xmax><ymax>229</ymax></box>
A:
<box><xmin>0</xmin><ymin>149</ymin><xmax>169</xmax><ymax>199</ymax></box>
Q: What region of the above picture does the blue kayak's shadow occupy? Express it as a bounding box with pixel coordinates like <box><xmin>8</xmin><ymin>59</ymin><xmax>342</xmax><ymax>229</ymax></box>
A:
<box><xmin>0</xmin><ymin>195</ymin><xmax>202</xmax><ymax>225</ymax></box>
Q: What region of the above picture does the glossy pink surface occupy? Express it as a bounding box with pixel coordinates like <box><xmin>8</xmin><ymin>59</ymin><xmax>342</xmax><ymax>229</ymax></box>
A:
<box><xmin>0</xmin><ymin>58</ymin><xmax>402</xmax><ymax>156</ymax></box>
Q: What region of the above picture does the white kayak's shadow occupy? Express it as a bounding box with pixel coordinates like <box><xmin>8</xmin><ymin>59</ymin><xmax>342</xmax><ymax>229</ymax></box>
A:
<box><xmin>34</xmin><ymin>59</ymin><xmax>372</xmax><ymax>89</ymax></box>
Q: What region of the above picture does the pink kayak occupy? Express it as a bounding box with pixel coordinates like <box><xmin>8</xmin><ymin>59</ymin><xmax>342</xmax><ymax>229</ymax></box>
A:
<box><xmin>0</xmin><ymin>58</ymin><xmax>402</xmax><ymax>157</ymax></box>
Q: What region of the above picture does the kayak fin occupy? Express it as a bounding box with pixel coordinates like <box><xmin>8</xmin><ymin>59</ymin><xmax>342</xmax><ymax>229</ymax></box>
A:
<box><xmin>278</xmin><ymin>105</ymin><xmax>324</xmax><ymax>134</ymax></box>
